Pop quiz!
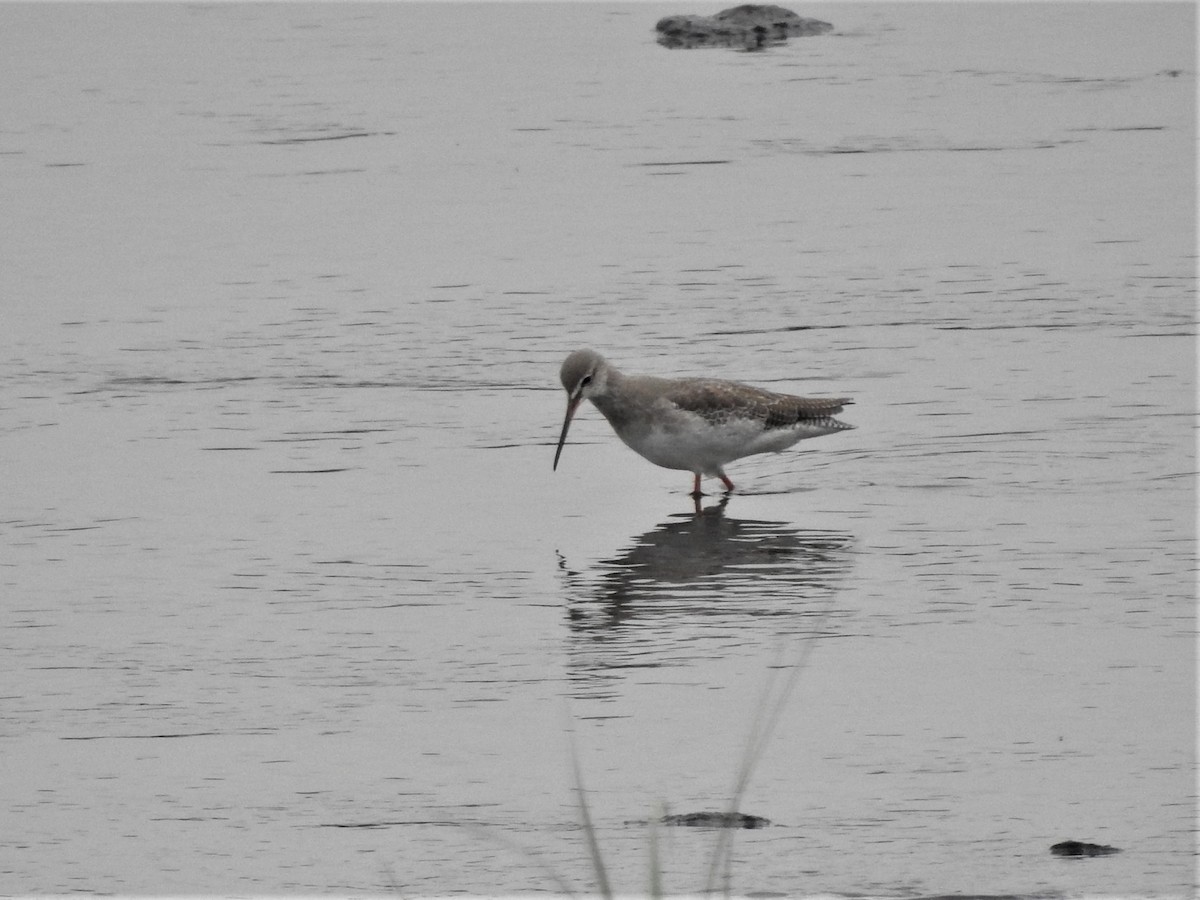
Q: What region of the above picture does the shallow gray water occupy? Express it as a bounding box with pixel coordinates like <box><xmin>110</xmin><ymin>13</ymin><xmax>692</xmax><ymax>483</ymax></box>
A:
<box><xmin>1</xmin><ymin>3</ymin><xmax>1195</xmax><ymax>896</ymax></box>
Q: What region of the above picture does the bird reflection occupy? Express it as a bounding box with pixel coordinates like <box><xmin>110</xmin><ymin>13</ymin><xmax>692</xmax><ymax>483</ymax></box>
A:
<box><xmin>561</xmin><ymin>499</ymin><xmax>854</xmax><ymax>699</ymax></box>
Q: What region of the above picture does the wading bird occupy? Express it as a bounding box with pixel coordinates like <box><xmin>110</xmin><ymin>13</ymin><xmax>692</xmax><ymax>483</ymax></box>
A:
<box><xmin>553</xmin><ymin>349</ymin><xmax>854</xmax><ymax>496</ymax></box>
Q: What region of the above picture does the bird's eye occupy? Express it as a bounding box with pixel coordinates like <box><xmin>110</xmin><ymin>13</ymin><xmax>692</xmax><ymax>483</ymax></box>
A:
<box><xmin>581</xmin><ymin>375</ymin><xmax>592</xmax><ymax>387</ymax></box>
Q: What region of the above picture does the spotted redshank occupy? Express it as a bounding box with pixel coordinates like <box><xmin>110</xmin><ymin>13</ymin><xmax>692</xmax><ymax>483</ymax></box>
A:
<box><xmin>553</xmin><ymin>349</ymin><xmax>854</xmax><ymax>496</ymax></box>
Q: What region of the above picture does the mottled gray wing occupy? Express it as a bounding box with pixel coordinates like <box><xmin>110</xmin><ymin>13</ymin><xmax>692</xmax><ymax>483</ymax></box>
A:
<box><xmin>663</xmin><ymin>379</ymin><xmax>853</xmax><ymax>430</ymax></box>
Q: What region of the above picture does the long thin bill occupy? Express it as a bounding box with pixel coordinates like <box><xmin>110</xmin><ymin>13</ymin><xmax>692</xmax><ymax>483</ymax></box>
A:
<box><xmin>553</xmin><ymin>396</ymin><xmax>581</xmax><ymax>471</ymax></box>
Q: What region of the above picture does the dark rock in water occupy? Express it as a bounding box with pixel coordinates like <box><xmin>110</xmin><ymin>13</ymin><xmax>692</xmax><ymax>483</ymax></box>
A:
<box><xmin>660</xmin><ymin>811</ymin><xmax>771</xmax><ymax>829</ymax></box>
<box><xmin>1051</xmin><ymin>840</ymin><xmax>1122</xmax><ymax>857</ymax></box>
<box><xmin>713</xmin><ymin>3</ymin><xmax>830</xmax><ymax>31</ymax></box>
<box><xmin>656</xmin><ymin>4</ymin><xmax>832</xmax><ymax>49</ymax></box>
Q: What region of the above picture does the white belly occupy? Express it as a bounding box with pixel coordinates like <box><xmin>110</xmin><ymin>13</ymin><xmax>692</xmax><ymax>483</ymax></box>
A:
<box><xmin>615</xmin><ymin>415</ymin><xmax>816</xmax><ymax>475</ymax></box>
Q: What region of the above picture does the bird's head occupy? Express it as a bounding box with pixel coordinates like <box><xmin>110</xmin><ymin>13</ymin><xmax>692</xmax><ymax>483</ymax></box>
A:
<box><xmin>553</xmin><ymin>349</ymin><xmax>610</xmax><ymax>471</ymax></box>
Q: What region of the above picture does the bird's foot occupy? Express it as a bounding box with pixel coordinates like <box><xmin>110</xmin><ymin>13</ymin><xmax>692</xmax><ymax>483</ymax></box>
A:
<box><xmin>691</xmin><ymin>473</ymin><xmax>734</xmax><ymax>499</ymax></box>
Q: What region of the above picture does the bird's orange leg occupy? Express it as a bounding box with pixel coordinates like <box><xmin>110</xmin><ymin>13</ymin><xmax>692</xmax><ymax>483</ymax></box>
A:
<box><xmin>719</xmin><ymin>472</ymin><xmax>735</xmax><ymax>493</ymax></box>
<box><xmin>691</xmin><ymin>473</ymin><xmax>703</xmax><ymax>497</ymax></box>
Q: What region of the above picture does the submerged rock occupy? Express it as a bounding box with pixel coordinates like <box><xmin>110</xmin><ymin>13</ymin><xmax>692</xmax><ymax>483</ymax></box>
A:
<box><xmin>660</xmin><ymin>811</ymin><xmax>771</xmax><ymax>828</ymax></box>
<box><xmin>656</xmin><ymin>4</ymin><xmax>832</xmax><ymax>50</ymax></box>
<box><xmin>712</xmin><ymin>3</ymin><xmax>830</xmax><ymax>30</ymax></box>
<box><xmin>1051</xmin><ymin>840</ymin><xmax>1122</xmax><ymax>857</ymax></box>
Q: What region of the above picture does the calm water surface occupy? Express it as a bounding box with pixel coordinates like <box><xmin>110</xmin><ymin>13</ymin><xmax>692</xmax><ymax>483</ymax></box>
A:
<box><xmin>1</xmin><ymin>3</ymin><xmax>1195</xmax><ymax>896</ymax></box>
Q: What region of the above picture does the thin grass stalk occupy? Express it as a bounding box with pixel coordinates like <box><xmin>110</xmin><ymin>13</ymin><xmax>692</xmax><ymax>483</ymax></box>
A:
<box><xmin>568</xmin><ymin>722</ymin><xmax>613</xmax><ymax>899</ymax></box>
<box><xmin>647</xmin><ymin>802</ymin><xmax>664</xmax><ymax>899</ymax></box>
<box><xmin>702</xmin><ymin>605</ymin><xmax>834</xmax><ymax>896</ymax></box>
